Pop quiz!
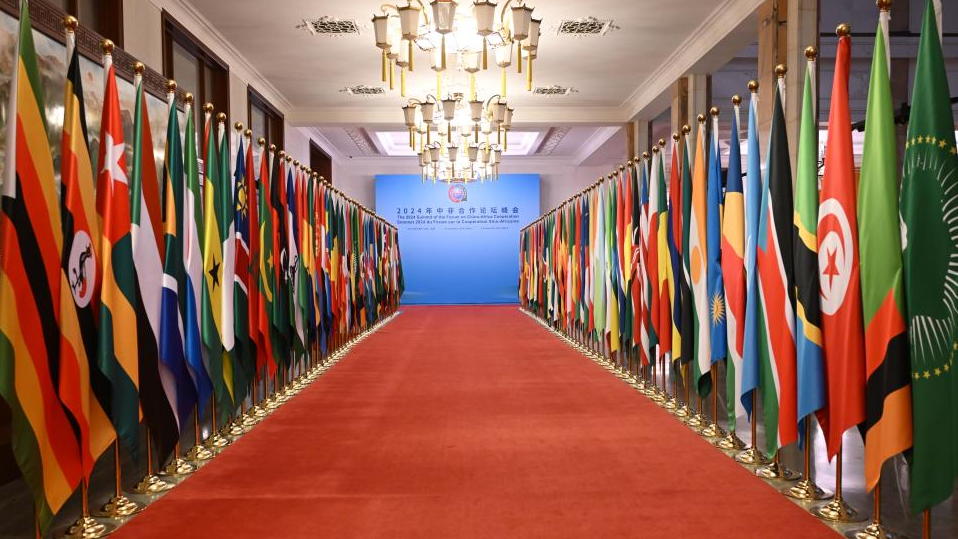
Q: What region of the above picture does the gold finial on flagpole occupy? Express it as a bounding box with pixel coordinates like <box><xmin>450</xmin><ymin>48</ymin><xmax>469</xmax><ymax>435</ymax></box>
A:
<box><xmin>709</xmin><ymin>106</ymin><xmax>719</xmax><ymax>117</ymax></box>
<box><xmin>658</xmin><ymin>138</ymin><xmax>666</xmax><ymax>147</ymax></box>
<box><xmin>184</xmin><ymin>92</ymin><xmax>194</xmax><ymax>105</ymax></box>
<box><xmin>775</xmin><ymin>64</ymin><xmax>787</xmax><ymax>78</ymax></box>
<box><xmin>203</xmin><ymin>103</ymin><xmax>214</xmax><ymax>115</ymax></box>
<box><xmin>877</xmin><ymin>0</ymin><xmax>892</xmax><ymax>12</ymax></box>
<box><xmin>837</xmin><ymin>23</ymin><xmax>851</xmax><ymax>37</ymax></box>
<box><xmin>63</xmin><ymin>14</ymin><xmax>78</xmax><ymax>31</ymax></box>
<box><xmin>682</xmin><ymin>124</ymin><xmax>691</xmax><ymax>135</ymax></box>
<box><xmin>697</xmin><ymin>113</ymin><xmax>706</xmax><ymax>123</ymax></box>
<box><xmin>216</xmin><ymin>112</ymin><xmax>227</xmax><ymax>123</ymax></box>
<box><xmin>748</xmin><ymin>80</ymin><xmax>759</xmax><ymax>93</ymax></box>
<box><xmin>133</xmin><ymin>61</ymin><xmax>145</xmax><ymax>75</ymax></box>
<box><xmin>166</xmin><ymin>80</ymin><xmax>177</xmax><ymax>93</ymax></box>
<box><xmin>258</xmin><ymin>137</ymin><xmax>266</xmax><ymax>147</ymax></box>
<box><xmin>652</xmin><ymin>145</ymin><xmax>659</xmax><ymax>154</ymax></box>
<box><xmin>101</xmin><ymin>39</ymin><xmax>114</xmax><ymax>54</ymax></box>
<box><xmin>732</xmin><ymin>94</ymin><xmax>741</xmax><ymax>106</ymax></box>
<box><xmin>234</xmin><ymin>122</ymin><xmax>244</xmax><ymax>131</ymax></box>
<box><xmin>245</xmin><ymin>129</ymin><xmax>253</xmax><ymax>138</ymax></box>
<box><xmin>805</xmin><ymin>46</ymin><xmax>818</xmax><ymax>60</ymax></box>
<box><xmin>642</xmin><ymin>151</ymin><xmax>649</xmax><ymax>160</ymax></box>
<box><xmin>672</xmin><ymin>132</ymin><xmax>680</xmax><ymax>141</ymax></box>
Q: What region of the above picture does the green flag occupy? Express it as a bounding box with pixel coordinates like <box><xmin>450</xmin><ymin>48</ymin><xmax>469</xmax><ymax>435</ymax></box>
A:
<box><xmin>900</xmin><ymin>0</ymin><xmax>958</xmax><ymax>514</ymax></box>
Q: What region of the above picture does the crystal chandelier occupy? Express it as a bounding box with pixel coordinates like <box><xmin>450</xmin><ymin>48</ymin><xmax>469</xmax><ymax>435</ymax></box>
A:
<box><xmin>372</xmin><ymin>1</ymin><xmax>541</xmax><ymax>97</ymax></box>
<box><xmin>401</xmin><ymin>92</ymin><xmax>512</xmax><ymax>184</ymax></box>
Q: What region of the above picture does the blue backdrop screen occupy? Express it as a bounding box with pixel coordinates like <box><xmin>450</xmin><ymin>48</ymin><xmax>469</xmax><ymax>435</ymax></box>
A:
<box><xmin>376</xmin><ymin>174</ymin><xmax>539</xmax><ymax>305</ymax></box>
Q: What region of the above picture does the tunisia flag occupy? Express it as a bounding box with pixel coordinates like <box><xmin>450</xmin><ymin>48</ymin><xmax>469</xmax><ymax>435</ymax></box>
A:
<box><xmin>817</xmin><ymin>31</ymin><xmax>866</xmax><ymax>459</ymax></box>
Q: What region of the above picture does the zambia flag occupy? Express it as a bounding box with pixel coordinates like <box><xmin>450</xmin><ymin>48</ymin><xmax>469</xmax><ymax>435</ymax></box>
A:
<box><xmin>900</xmin><ymin>0</ymin><xmax>957</xmax><ymax>513</ymax></box>
<box><xmin>858</xmin><ymin>16</ymin><xmax>912</xmax><ymax>493</ymax></box>
<box><xmin>0</xmin><ymin>3</ymin><xmax>81</xmax><ymax>530</ymax></box>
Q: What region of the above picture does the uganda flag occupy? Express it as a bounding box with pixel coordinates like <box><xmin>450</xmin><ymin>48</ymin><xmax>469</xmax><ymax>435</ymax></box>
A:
<box><xmin>858</xmin><ymin>16</ymin><xmax>912</xmax><ymax>492</ymax></box>
<box><xmin>0</xmin><ymin>2</ymin><xmax>81</xmax><ymax>530</ymax></box>
<box><xmin>900</xmin><ymin>0</ymin><xmax>957</xmax><ymax>513</ymax></box>
<box><xmin>96</xmin><ymin>43</ymin><xmax>141</xmax><ymax>457</ymax></box>
<box><xmin>59</xmin><ymin>22</ymin><xmax>115</xmax><ymax>480</ymax></box>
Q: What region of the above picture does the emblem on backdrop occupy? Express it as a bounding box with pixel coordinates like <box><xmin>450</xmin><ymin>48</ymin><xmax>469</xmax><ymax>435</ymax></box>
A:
<box><xmin>448</xmin><ymin>184</ymin><xmax>467</xmax><ymax>204</ymax></box>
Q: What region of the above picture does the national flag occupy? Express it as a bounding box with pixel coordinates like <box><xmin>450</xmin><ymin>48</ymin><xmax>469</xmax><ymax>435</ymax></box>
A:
<box><xmin>201</xmin><ymin>109</ymin><xmax>229</xmax><ymax>415</ymax></box>
<box><xmin>638</xmin><ymin>159</ymin><xmax>652</xmax><ymax>363</ymax></box>
<box><xmin>707</xmin><ymin>111</ymin><xmax>727</xmax><ymax>367</ymax></box>
<box><xmin>656</xmin><ymin>145</ymin><xmax>672</xmax><ymax>360</ymax></box>
<box><xmin>182</xmin><ymin>99</ymin><xmax>212</xmax><ymax>411</ymax></box>
<box><xmin>722</xmin><ymin>98</ymin><xmax>746</xmax><ymax>424</ymax></box>
<box><xmin>0</xmin><ymin>3</ymin><xmax>81</xmax><ymax>529</ymax></box>
<box><xmin>817</xmin><ymin>28</ymin><xmax>865</xmax><ymax>460</ymax></box>
<box><xmin>232</xmin><ymin>129</ymin><xmax>253</xmax><ymax>405</ymax></box>
<box><xmin>130</xmin><ymin>68</ymin><xmax>179</xmax><ymax>461</ymax></box>
<box><xmin>755</xmin><ymin>75</ymin><xmax>798</xmax><ymax>454</ymax></box>
<box><xmin>217</xmin><ymin>120</ymin><xmax>237</xmax><ymax>404</ymax></box>
<box><xmin>899</xmin><ymin>0</ymin><xmax>957</xmax><ymax>512</ymax></box>
<box><xmin>647</xmin><ymin>148</ymin><xmax>662</xmax><ymax>357</ymax></box>
<box><xmin>606</xmin><ymin>177</ymin><xmax>621</xmax><ymax>352</ymax></box>
<box><xmin>858</xmin><ymin>14</ymin><xmax>912</xmax><ymax>492</ymax></box>
<box><xmin>689</xmin><ymin>119</ymin><xmax>711</xmax><ymax>397</ymax></box>
<box><xmin>58</xmin><ymin>25</ymin><xmax>115</xmax><ymax>480</ymax></box>
<box><xmin>96</xmin><ymin>44</ymin><xmax>141</xmax><ymax>456</ymax></box>
<box><xmin>257</xmin><ymin>144</ymin><xmax>277</xmax><ymax>376</ymax></box>
<box><xmin>592</xmin><ymin>183</ymin><xmax>606</xmax><ymax>338</ymax></box>
<box><xmin>680</xmin><ymin>130</ymin><xmax>695</xmax><ymax>370</ymax></box>
<box><xmin>793</xmin><ymin>53</ymin><xmax>826</xmax><ymax>445</ymax></box>
<box><xmin>667</xmin><ymin>136</ymin><xmax>684</xmax><ymax>367</ymax></box>
<box><xmin>158</xmin><ymin>83</ymin><xmax>198</xmax><ymax>433</ymax></box>
<box><xmin>740</xmin><ymin>87</ymin><xmax>762</xmax><ymax>418</ymax></box>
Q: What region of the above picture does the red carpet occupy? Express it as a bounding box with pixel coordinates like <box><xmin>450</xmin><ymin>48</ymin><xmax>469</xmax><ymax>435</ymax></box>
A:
<box><xmin>116</xmin><ymin>306</ymin><xmax>838</xmax><ymax>538</ymax></box>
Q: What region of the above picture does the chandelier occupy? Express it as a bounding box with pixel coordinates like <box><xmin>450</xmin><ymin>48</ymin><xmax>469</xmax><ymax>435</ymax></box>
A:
<box><xmin>372</xmin><ymin>1</ymin><xmax>541</xmax><ymax>97</ymax></box>
<box><xmin>401</xmin><ymin>92</ymin><xmax>511</xmax><ymax>184</ymax></box>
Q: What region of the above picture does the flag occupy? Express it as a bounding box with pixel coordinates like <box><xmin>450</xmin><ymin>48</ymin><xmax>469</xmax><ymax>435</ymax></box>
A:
<box><xmin>707</xmin><ymin>113</ymin><xmax>727</xmax><ymax>367</ymax></box>
<box><xmin>182</xmin><ymin>100</ymin><xmax>212</xmax><ymax>412</ymax></box>
<box><xmin>858</xmin><ymin>15</ymin><xmax>912</xmax><ymax>493</ymax></box>
<box><xmin>639</xmin><ymin>160</ymin><xmax>652</xmax><ymax>363</ymax></box>
<box><xmin>668</xmin><ymin>137</ymin><xmax>684</xmax><ymax>367</ymax></box>
<box><xmin>231</xmin><ymin>129</ymin><xmax>252</xmax><ymax>406</ymax></box>
<box><xmin>818</xmin><ymin>29</ymin><xmax>865</xmax><ymax>460</ymax></box>
<box><xmin>218</xmin><ymin>121</ymin><xmax>237</xmax><ymax>404</ymax></box>
<box><xmin>647</xmin><ymin>148</ymin><xmax>664</xmax><ymax>358</ymax></box>
<box><xmin>96</xmin><ymin>46</ymin><xmax>141</xmax><ymax>456</ymax></box>
<box><xmin>899</xmin><ymin>0</ymin><xmax>957</xmax><ymax>512</ymax></box>
<box><xmin>680</xmin><ymin>131</ymin><xmax>695</xmax><ymax>370</ymax></box>
<box><xmin>740</xmin><ymin>89</ymin><xmax>762</xmax><ymax>419</ymax></box>
<box><xmin>689</xmin><ymin>120</ymin><xmax>711</xmax><ymax>396</ymax></box>
<box><xmin>756</xmin><ymin>76</ymin><xmax>798</xmax><ymax>455</ymax></box>
<box><xmin>201</xmin><ymin>110</ymin><xmax>229</xmax><ymax>415</ymax></box>
<box><xmin>158</xmin><ymin>85</ymin><xmax>198</xmax><ymax>433</ymax></box>
<box><xmin>593</xmin><ymin>183</ymin><xmax>606</xmax><ymax>338</ymax></box>
<box><xmin>793</xmin><ymin>55</ymin><xmax>826</xmax><ymax>445</ymax></box>
<box><xmin>0</xmin><ymin>3</ymin><xmax>81</xmax><ymax>529</ymax></box>
<box><xmin>257</xmin><ymin>145</ymin><xmax>278</xmax><ymax>375</ymax></box>
<box><xmin>656</xmin><ymin>145</ymin><xmax>672</xmax><ymax>360</ymax></box>
<box><xmin>722</xmin><ymin>99</ymin><xmax>747</xmax><ymax>424</ymax></box>
<box><xmin>58</xmin><ymin>26</ymin><xmax>115</xmax><ymax>480</ymax></box>
<box><xmin>130</xmin><ymin>70</ymin><xmax>179</xmax><ymax>461</ymax></box>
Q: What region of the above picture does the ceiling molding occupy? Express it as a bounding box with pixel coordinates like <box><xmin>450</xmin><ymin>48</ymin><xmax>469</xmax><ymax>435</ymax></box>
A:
<box><xmin>343</xmin><ymin>127</ymin><xmax>380</xmax><ymax>156</ymax></box>
<box><xmin>620</xmin><ymin>0</ymin><xmax>763</xmax><ymax>121</ymax></box>
<box><xmin>536</xmin><ymin>127</ymin><xmax>572</xmax><ymax>155</ymax></box>
<box><xmin>571</xmin><ymin>126</ymin><xmax>622</xmax><ymax>166</ymax></box>
<box><xmin>288</xmin><ymin>105</ymin><xmax>627</xmax><ymax>127</ymax></box>
<box><xmin>162</xmin><ymin>0</ymin><xmax>294</xmax><ymax>112</ymax></box>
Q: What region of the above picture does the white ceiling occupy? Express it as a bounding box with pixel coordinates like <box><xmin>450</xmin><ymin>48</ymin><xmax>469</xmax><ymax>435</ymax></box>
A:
<box><xmin>185</xmin><ymin>0</ymin><xmax>763</xmax><ymax>161</ymax></box>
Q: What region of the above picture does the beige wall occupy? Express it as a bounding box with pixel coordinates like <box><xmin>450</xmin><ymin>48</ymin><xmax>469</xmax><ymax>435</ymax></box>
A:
<box><xmin>120</xmin><ymin>0</ymin><xmax>335</xmax><ymax>166</ymax></box>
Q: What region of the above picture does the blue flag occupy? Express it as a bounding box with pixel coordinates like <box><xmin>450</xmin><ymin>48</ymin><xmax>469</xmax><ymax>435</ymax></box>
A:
<box><xmin>740</xmin><ymin>91</ymin><xmax>762</xmax><ymax>418</ymax></box>
<box><xmin>707</xmin><ymin>115</ymin><xmax>727</xmax><ymax>363</ymax></box>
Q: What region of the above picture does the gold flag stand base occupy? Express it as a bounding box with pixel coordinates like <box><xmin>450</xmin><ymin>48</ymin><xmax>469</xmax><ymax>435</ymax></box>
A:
<box><xmin>661</xmin><ymin>395</ymin><xmax>678</xmax><ymax>410</ymax></box>
<box><xmin>226</xmin><ymin>423</ymin><xmax>247</xmax><ymax>437</ymax></box>
<box><xmin>241</xmin><ymin>412</ymin><xmax>258</xmax><ymax>429</ymax></box>
<box><xmin>263</xmin><ymin>397</ymin><xmax>281</xmax><ymax>412</ymax></box>
<box><xmin>735</xmin><ymin>446</ymin><xmax>771</xmax><ymax>465</ymax></box>
<box><xmin>844</xmin><ymin>523</ymin><xmax>909</xmax><ymax>539</ymax></box>
<box><xmin>756</xmin><ymin>459</ymin><xmax>800</xmax><ymax>481</ymax></box>
<box><xmin>783</xmin><ymin>478</ymin><xmax>831</xmax><ymax>500</ymax></box>
<box><xmin>205</xmin><ymin>432</ymin><xmax>231</xmax><ymax>450</ymax></box>
<box><xmin>162</xmin><ymin>457</ymin><xmax>196</xmax><ymax>476</ymax></box>
<box><xmin>685</xmin><ymin>412</ymin><xmax>707</xmax><ymax>431</ymax></box>
<box><xmin>55</xmin><ymin>516</ymin><xmax>115</xmax><ymax>538</ymax></box>
<box><xmin>186</xmin><ymin>443</ymin><xmax>214</xmax><ymax>461</ymax></box>
<box><xmin>92</xmin><ymin>495</ymin><xmax>143</xmax><ymax>518</ymax></box>
<box><xmin>673</xmin><ymin>403</ymin><xmax>691</xmax><ymax>418</ymax></box>
<box><xmin>700</xmin><ymin>422</ymin><xmax>725</xmax><ymax>439</ymax></box>
<box><xmin>812</xmin><ymin>498</ymin><xmax>866</xmax><ymax>523</ymax></box>
<box><xmin>133</xmin><ymin>473</ymin><xmax>174</xmax><ymax>495</ymax></box>
<box><xmin>714</xmin><ymin>431</ymin><xmax>746</xmax><ymax>450</ymax></box>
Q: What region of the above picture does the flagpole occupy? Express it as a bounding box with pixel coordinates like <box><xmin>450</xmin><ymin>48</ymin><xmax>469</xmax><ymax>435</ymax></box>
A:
<box><xmin>206</xmin><ymin>397</ymin><xmax>231</xmax><ymax>449</ymax></box>
<box><xmin>700</xmin><ymin>368</ymin><xmax>725</xmax><ymax>439</ymax></box>
<box><xmin>134</xmin><ymin>428</ymin><xmax>173</xmax><ymax>494</ymax></box>
<box><xmin>93</xmin><ymin>440</ymin><xmax>143</xmax><ymax>517</ymax></box>
<box><xmin>844</xmin><ymin>482</ymin><xmax>909</xmax><ymax>539</ymax></box>
<box><xmin>714</xmin><ymin>358</ymin><xmax>745</xmax><ymax>450</ymax></box>
<box><xmin>783</xmin><ymin>416</ymin><xmax>828</xmax><ymax>499</ymax></box>
<box><xmin>735</xmin><ymin>393</ymin><xmax>769</xmax><ymax>464</ymax></box>
<box><xmin>812</xmin><ymin>444</ymin><xmax>864</xmax><ymax>522</ymax></box>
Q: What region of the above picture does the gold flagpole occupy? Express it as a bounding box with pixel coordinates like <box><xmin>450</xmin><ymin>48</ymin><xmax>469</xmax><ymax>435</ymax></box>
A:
<box><xmin>782</xmin><ymin>416</ymin><xmax>828</xmax><ymax>499</ymax></box>
<box><xmin>700</xmin><ymin>370</ymin><xmax>725</xmax><ymax>438</ymax></box>
<box><xmin>811</xmin><ymin>444</ymin><xmax>864</xmax><ymax>522</ymax></box>
<box><xmin>134</xmin><ymin>429</ymin><xmax>173</xmax><ymax>494</ymax></box>
<box><xmin>93</xmin><ymin>441</ymin><xmax>143</xmax><ymax>517</ymax></box>
<box><xmin>735</xmin><ymin>393</ymin><xmax>769</xmax><ymax>464</ymax></box>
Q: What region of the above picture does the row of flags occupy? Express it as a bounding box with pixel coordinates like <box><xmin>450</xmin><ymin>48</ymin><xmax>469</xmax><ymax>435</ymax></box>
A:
<box><xmin>519</xmin><ymin>0</ymin><xmax>956</xmax><ymax>516</ymax></box>
<box><xmin>0</xmin><ymin>2</ymin><xmax>404</xmax><ymax>532</ymax></box>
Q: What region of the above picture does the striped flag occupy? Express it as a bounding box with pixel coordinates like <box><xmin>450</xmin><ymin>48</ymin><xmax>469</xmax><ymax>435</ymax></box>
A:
<box><xmin>257</xmin><ymin>145</ymin><xmax>278</xmax><ymax>375</ymax></box>
<box><xmin>740</xmin><ymin>88</ymin><xmax>762</xmax><ymax>418</ymax></box>
<box><xmin>592</xmin><ymin>183</ymin><xmax>606</xmax><ymax>339</ymax></box>
<box><xmin>818</xmin><ymin>29</ymin><xmax>865</xmax><ymax>460</ymax></box>
<box><xmin>722</xmin><ymin>99</ymin><xmax>747</xmax><ymax>424</ymax></box>
<box><xmin>680</xmin><ymin>130</ymin><xmax>695</xmax><ymax>370</ymax></box>
<box><xmin>96</xmin><ymin>45</ymin><xmax>141</xmax><ymax>456</ymax></box>
<box><xmin>654</xmin><ymin>148</ymin><xmax>672</xmax><ymax>358</ymax></box>
<box><xmin>158</xmin><ymin>84</ymin><xmax>198</xmax><ymax>432</ymax></box>
<box><xmin>689</xmin><ymin>120</ymin><xmax>711</xmax><ymax>397</ymax></box>
<box><xmin>899</xmin><ymin>0</ymin><xmax>956</xmax><ymax>511</ymax></box>
<box><xmin>217</xmin><ymin>121</ymin><xmax>237</xmax><ymax>404</ymax></box>
<box><xmin>182</xmin><ymin>99</ymin><xmax>213</xmax><ymax>411</ymax></box>
<box><xmin>858</xmin><ymin>13</ymin><xmax>912</xmax><ymax>492</ymax></box>
<box><xmin>638</xmin><ymin>161</ymin><xmax>651</xmax><ymax>364</ymax></box>
<box><xmin>232</xmin><ymin>130</ymin><xmax>253</xmax><ymax>405</ymax></box>
<box><xmin>756</xmin><ymin>77</ymin><xmax>798</xmax><ymax>454</ymax></box>
<box><xmin>667</xmin><ymin>137</ymin><xmax>684</xmax><ymax>367</ymax></box>
<box><xmin>0</xmin><ymin>3</ymin><xmax>81</xmax><ymax>529</ymax></box>
<box><xmin>130</xmin><ymin>69</ymin><xmax>179</xmax><ymax>461</ymax></box>
<box><xmin>58</xmin><ymin>23</ymin><xmax>115</xmax><ymax>479</ymax></box>
<box><xmin>793</xmin><ymin>54</ymin><xmax>826</xmax><ymax>445</ymax></box>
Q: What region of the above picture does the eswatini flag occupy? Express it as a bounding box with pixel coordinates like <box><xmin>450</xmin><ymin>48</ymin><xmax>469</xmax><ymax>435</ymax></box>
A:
<box><xmin>0</xmin><ymin>3</ymin><xmax>81</xmax><ymax>530</ymax></box>
<box><xmin>59</xmin><ymin>25</ymin><xmax>115</xmax><ymax>480</ymax></box>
